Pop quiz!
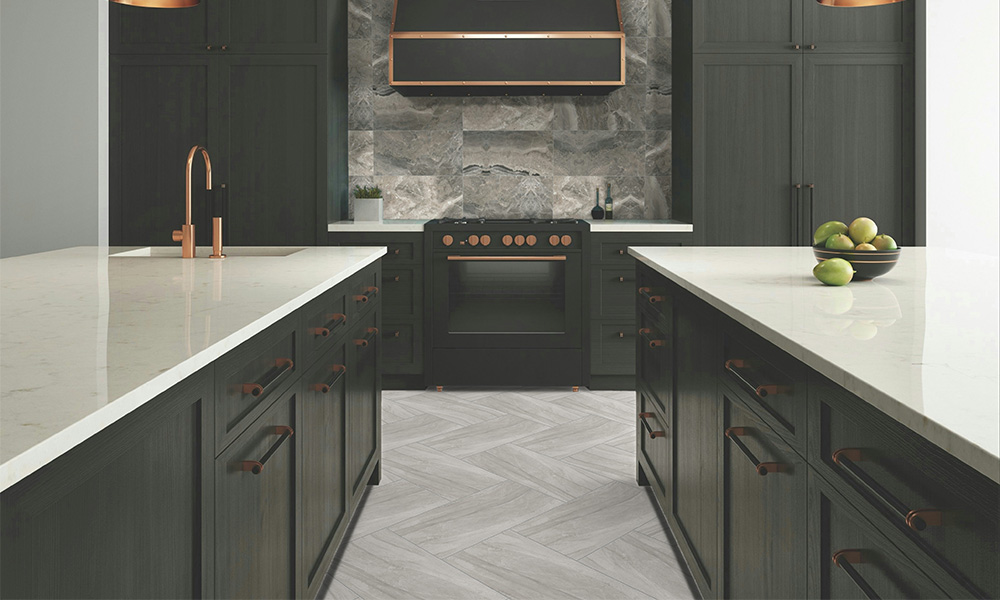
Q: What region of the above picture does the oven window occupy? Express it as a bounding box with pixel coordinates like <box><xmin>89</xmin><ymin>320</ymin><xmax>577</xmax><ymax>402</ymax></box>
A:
<box><xmin>448</xmin><ymin>259</ymin><xmax>566</xmax><ymax>334</ymax></box>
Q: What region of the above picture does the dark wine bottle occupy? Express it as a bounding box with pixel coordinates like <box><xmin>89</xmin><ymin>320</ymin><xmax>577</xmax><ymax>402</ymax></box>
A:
<box><xmin>605</xmin><ymin>183</ymin><xmax>614</xmax><ymax>220</ymax></box>
<box><xmin>590</xmin><ymin>187</ymin><xmax>605</xmax><ymax>220</ymax></box>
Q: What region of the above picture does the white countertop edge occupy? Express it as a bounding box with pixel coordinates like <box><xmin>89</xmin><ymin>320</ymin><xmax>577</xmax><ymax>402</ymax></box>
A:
<box><xmin>587</xmin><ymin>221</ymin><xmax>694</xmax><ymax>233</ymax></box>
<box><xmin>328</xmin><ymin>220</ymin><xmax>426</xmax><ymax>232</ymax></box>
<box><xmin>0</xmin><ymin>247</ymin><xmax>387</xmax><ymax>492</ymax></box>
<box><xmin>629</xmin><ymin>247</ymin><xmax>1000</xmax><ymax>484</ymax></box>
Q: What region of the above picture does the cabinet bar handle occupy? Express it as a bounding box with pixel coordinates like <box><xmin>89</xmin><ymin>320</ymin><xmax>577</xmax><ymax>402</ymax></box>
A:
<box><xmin>354</xmin><ymin>286</ymin><xmax>378</xmax><ymax>303</ymax></box>
<box><xmin>311</xmin><ymin>364</ymin><xmax>346</xmax><ymax>394</ymax></box>
<box><xmin>806</xmin><ymin>184</ymin><xmax>816</xmax><ymax>246</ymax></box>
<box><xmin>724</xmin><ymin>359</ymin><xmax>789</xmax><ymax>398</ymax></box>
<box><xmin>385</xmin><ymin>330</ymin><xmax>401</xmax><ymax>338</ymax></box>
<box><xmin>638</xmin><ymin>287</ymin><xmax>666</xmax><ymax>304</ymax></box>
<box><xmin>725</xmin><ymin>427</ymin><xmax>786</xmax><ymax>476</ymax></box>
<box><xmin>793</xmin><ymin>44</ymin><xmax>801</xmax><ymax>50</ymax></box>
<box><xmin>353</xmin><ymin>327</ymin><xmax>379</xmax><ymax>347</ymax></box>
<box><xmin>807</xmin><ymin>44</ymin><xmax>817</xmax><ymax>50</ymax></box>
<box><xmin>310</xmin><ymin>313</ymin><xmax>347</xmax><ymax>337</ymax></box>
<box><xmin>241</xmin><ymin>358</ymin><xmax>293</xmax><ymax>397</ymax></box>
<box><xmin>240</xmin><ymin>426</ymin><xmax>294</xmax><ymax>475</ymax></box>
<box><xmin>447</xmin><ymin>255</ymin><xmax>567</xmax><ymax>262</ymax></box>
<box><xmin>392</xmin><ymin>275</ymin><xmax>401</xmax><ymax>282</ymax></box>
<box><xmin>832</xmin><ymin>449</ymin><xmax>942</xmax><ymax>532</ymax></box>
<box><xmin>833</xmin><ymin>550</ymin><xmax>881</xmax><ymax>600</ymax></box>
<box><xmin>638</xmin><ymin>412</ymin><xmax>666</xmax><ymax>438</ymax></box>
<box><xmin>791</xmin><ymin>184</ymin><xmax>802</xmax><ymax>245</ymax></box>
<box><xmin>638</xmin><ymin>328</ymin><xmax>665</xmax><ymax>348</ymax></box>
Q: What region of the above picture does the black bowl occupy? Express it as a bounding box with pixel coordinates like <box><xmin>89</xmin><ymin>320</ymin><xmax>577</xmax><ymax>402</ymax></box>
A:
<box><xmin>813</xmin><ymin>245</ymin><xmax>900</xmax><ymax>281</ymax></box>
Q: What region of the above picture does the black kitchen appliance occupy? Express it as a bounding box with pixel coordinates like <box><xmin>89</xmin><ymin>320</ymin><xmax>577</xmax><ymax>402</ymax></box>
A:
<box><xmin>425</xmin><ymin>218</ymin><xmax>590</xmax><ymax>387</ymax></box>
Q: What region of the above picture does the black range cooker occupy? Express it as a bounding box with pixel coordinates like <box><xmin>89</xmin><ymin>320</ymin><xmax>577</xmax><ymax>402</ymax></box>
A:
<box><xmin>424</xmin><ymin>218</ymin><xmax>591</xmax><ymax>388</ymax></box>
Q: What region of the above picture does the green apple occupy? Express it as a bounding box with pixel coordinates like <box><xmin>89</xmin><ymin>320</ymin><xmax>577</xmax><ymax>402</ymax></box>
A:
<box><xmin>855</xmin><ymin>243</ymin><xmax>876</xmax><ymax>251</ymax></box>
<box><xmin>871</xmin><ymin>234</ymin><xmax>897</xmax><ymax>251</ymax></box>
<box><xmin>813</xmin><ymin>258</ymin><xmax>854</xmax><ymax>286</ymax></box>
<box><xmin>825</xmin><ymin>234</ymin><xmax>855</xmax><ymax>251</ymax></box>
<box><xmin>813</xmin><ymin>221</ymin><xmax>849</xmax><ymax>246</ymax></box>
<box><xmin>849</xmin><ymin>217</ymin><xmax>878</xmax><ymax>244</ymax></box>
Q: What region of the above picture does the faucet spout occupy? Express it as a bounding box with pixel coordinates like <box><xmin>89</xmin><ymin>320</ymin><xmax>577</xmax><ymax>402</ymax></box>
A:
<box><xmin>172</xmin><ymin>145</ymin><xmax>213</xmax><ymax>258</ymax></box>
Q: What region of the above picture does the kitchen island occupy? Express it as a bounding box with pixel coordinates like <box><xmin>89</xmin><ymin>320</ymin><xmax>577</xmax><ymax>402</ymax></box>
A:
<box><xmin>629</xmin><ymin>246</ymin><xmax>998</xmax><ymax>600</ymax></box>
<box><xmin>1</xmin><ymin>245</ymin><xmax>386</xmax><ymax>599</ymax></box>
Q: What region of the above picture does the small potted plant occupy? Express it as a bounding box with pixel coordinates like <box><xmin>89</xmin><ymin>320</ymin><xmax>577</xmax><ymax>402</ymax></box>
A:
<box><xmin>353</xmin><ymin>184</ymin><xmax>383</xmax><ymax>223</ymax></box>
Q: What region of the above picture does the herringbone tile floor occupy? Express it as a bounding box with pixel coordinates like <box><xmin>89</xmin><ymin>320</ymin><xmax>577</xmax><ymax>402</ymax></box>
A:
<box><xmin>320</xmin><ymin>388</ymin><xmax>697</xmax><ymax>600</ymax></box>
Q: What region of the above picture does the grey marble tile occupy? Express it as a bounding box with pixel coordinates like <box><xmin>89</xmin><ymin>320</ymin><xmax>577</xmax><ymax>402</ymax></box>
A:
<box><xmin>349</xmin><ymin>479</ymin><xmax>450</xmax><ymax>538</ymax></box>
<box><xmin>335</xmin><ymin>529</ymin><xmax>507</xmax><ymax>600</ymax></box>
<box><xmin>644</xmin><ymin>89</ymin><xmax>672</xmax><ymax>132</ymax></box>
<box><xmin>371</xmin><ymin>0</ymin><xmax>394</xmax><ymax>38</ymax></box>
<box><xmin>470</xmin><ymin>390</ymin><xmax>582</xmax><ymax>426</ymax></box>
<box><xmin>562</xmin><ymin>443</ymin><xmax>636</xmax><ymax>484</ymax></box>
<box><xmin>626</xmin><ymin>37</ymin><xmax>649</xmax><ymax>86</ymax></box>
<box><xmin>347</xmin><ymin>39</ymin><xmax>374</xmax><ymax>130</ymax></box>
<box><xmin>513</xmin><ymin>481</ymin><xmax>654</xmax><ymax>560</ymax></box>
<box><xmin>372</xmin><ymin>37</ymin><xmax>392</xmax><ymax>96</ymax></box>
<box><xmin>374</xmin><ymin>93</ymin><xmax>464</xmax><ymax>131</ymax></box>
<box><xmin>554</xmin><ymin>390</ymin><xmax>636</xmax><ymax>426</ymax></box>
<box><xmin>644</xmin><ymin>175</ymin><xmax>672</xmax><ymax>219</ymax></box>
<box><xmin>649</xmin><ymin>0</ymin><xmax>672</xmax><ymax>38</ymax></box>
<box><xmin>515</xmin><ymin>414</ymin><xmax>633</xmax><ymax>459</ymax></box>
<box><xmin>447</xmin><ymin>532</ymin><xmax>655</xmax><ymax>600</ymax></box>
<box><xmin>466</xmin><ymin>444</ymin><xmax>606</xmax><ymax>502</ymax></box>
<box><xmin>348</xmin><ymin>130</ymin><xmax>374</xmax><ymax>176</ymax></box>
<box><xmin>463</xmin><ymin>96</ymin><xmax>555</xmax><ymax>131</ymax></box>
<box><xmin>386</xmin><ymin>443</ymin><xmax>506</xmax><ymax>502</ymax></box>
<box><xmin>395</xmin><ymin>392</ymin><xmax>507</xmax><ymax>427</ymax></box>
<box><xmin>423</xmin><ymin>414</ymin><xmax>548</xmax><ymax>458</ymax></box>
<box><xmin>621</xmin><ymin>0</ymin><xmax>649</xmax><ymax>37</ymax></box>
<box><xmin>647</xmin><ymin>37</ymin><xmax>672</xmax><ymax>95</ymax></box>
<box><xmin>580</xmin><ymin>532</ymin><xmax>697</xmax><ymax>600</ymax></box>
<box><xmin>553</xmin><ymin>85</ymin><xmax>646</xmax><ymax>132</ymax></box>
<box><xmin>373</xmin><ymin>175</ymin><xmax>464</xmax><ymax>219</ymax></box>
<box><xmin>381</xmin><ymin>412</ymin><xmax>463</xmax><ymax>452</ymax></box>
<box><xmin>347</xmin><ymin>0</ymin><xmax>371</xmax><ymax>39</ymax></box>
<box><xmin>373</xmin><ymin>130</ymin><xmax>462</xmax><ymax>176</ymax></box>
<box><xmin>392</xmin><ymin>481</ymin><xmax>561</xmax><ymax>557</ymax></box>
<box><xmin>461</xmin><ymin>175</ymin><xmax>553</xmax><ymax>220</ymax></box>
<box><xmin>552</xmin><ymin>131</ymin><xmax>645</xmax><ymax>176</ymax></box>
<box><xmin>645</xmin><ymin>129</ymin><xmax>672</xmax><ymax>176</ymax></box>
<box><xmin>553</xmin><ymin>176</ymin><xmax>646</xmax><ymax>220</ymax></box>
<box><xmin>462</xmin><ymin>131</ymin><xmax>553</xmax><ymax>176</ymax></box>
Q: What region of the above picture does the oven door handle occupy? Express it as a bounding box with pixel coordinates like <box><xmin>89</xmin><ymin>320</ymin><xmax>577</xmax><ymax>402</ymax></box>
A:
<box><xmin>446</xmin><ymin>255</ymin><xmax>568</xmax><ymax>261</ymax></box>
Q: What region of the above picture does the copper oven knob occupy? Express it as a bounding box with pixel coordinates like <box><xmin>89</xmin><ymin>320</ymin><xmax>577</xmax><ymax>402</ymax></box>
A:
<box><xmin>468</xmin><ymin>234</ymin><xmax>480</xmax><ymax>246</ymax></box>
<box><xmin>481</xmin><ymin>234</ymin><xmax>491</xmax><ymax>246</ymax></box>
<box><xmin>442</xmin><ymin>234</ymin><xmax>454</xmax><ymax>246</ymax></box>
<box><xmin>503</xmin><ymin>235</ymin><xmax>513</xmax><ymax>246</ymax></box>
<box><xmin>549</xmin><ymin>234</ymin><xmax>560</xmax><ymax>246</ymax></box>
<box><xmin>514</xmin><ymin>235</ymin><xmax>525</xmax><ymax>246</ymax></box>
<box><xmin>561</xmin><ymin>234</ymin><xmax>573</xmax><ymax>246</ymax></box>
<box><xmin>526</xmin><ymin>234</ymin><xmax>537</xmax><ymax>246</ymax></box>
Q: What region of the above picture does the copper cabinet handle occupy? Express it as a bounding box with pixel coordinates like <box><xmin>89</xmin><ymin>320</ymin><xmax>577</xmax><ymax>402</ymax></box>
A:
<box><xmin>447</xmin><ymin>255</ymin><xmax>567</xmax><ymax>262</ymax></box>
<box><xmin>221</xmin><ymin>45</ymin><xmax>228</xmax><ymax>51</ymax></box>
<box><xmin>311</xmin><ymin>364</ymin><xmax>346</xmax><ymax>394</ymax></box>
<box><xmin>391</xmin><ymin>275</ymin><xmax>401</xmax><ymax>282</ymax></box>
<box><xmin>618</xmin><ymin>276</ymin><xmax>625</xmax><ymax>282</ymax></box>
<box><xmin>353</xmin><ymin>327</ymin><xmax>379</xmax><ymax>347</ymax></box>
<box><xmin>638</xmin><ymin>287</ymin><xmax>666</xmax><ymax>304</ymax></box>
<box><xmin>807</xmin><ymin>44</ymin><xmax>817</xmax><ymax>50</ymax></box>
<box><xmin>392</xmin><ymin>248</ymin><xmax>401</xmax><ymax>255</ymax></box>
<box><xmin>638</xmin><ymin>327</ymin><xmax>666</xmax><ymax>348</ymax></box>
<box><xmin>725</xmin><ymin>427</ymin><xmax>786</xmax><ymax>476</ymax></box>
<box><xmin>241</xmin><ymin>358</ymin><xmax>294</xmax><ymax>397</ymax></box>
<box><xmin>618</xmin><ymin>331</ymin><xmax>625</xmax><ymax>338</ymax></box>
<box><xmin>833</xmin><ymin>550</ymin><xmax>881</xmax><ymax>600</ymax></box>
<box><xmin>354</xmin><ymin>286</ymin><xmax>378</xmax><ymax>303</ymax></box>
<box><xmin>832</xmin><ymin>449</ymin><xmax>943</xmax><ymax>532</ymax></box>
<box><xmin>618</xmin><ymin>248</ymin><xmax>625</xmax><ymax>255</ymax></box>
<box><xmin>793</xmin><ymin>44</ymin><xmax>802</xmax><ymax>50</ymax></box>
<box><xmin>791</xmin><ymin>184</ymin><xmax>802</xmax><ymax>245</ymax></box>
<box><xmin>384</xmin><ymin>330</ymin><xmax>401</xmax><ymax>338</ymax></box>
<box><xmin>206</xmin><ymin>45</ymin><xmax>213</xmax><ymax>50</ymax></box>
<box><xmin>240</xmin><ymin>426</ymin><xmax>294</xmax><ymax>475</ymax></box>
<box><xmin>724</xmin><ymin>359</ymin><xmax>789</xmax><ymax>398</ymax></box>
<box><xmin>310</xmin><ymin>313</ymin><xmax>347</xmax><ymax>337</ymax></box>
<box><xmin>638</xmin><ymin>412</ymin><xmax>666</xmax><ymax>439</ymax></box>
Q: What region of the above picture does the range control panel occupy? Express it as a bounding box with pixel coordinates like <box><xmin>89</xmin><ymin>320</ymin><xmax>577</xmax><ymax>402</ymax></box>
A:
<box><xmin>437</xmin><ymin>232</ymin><xmax>576</xmax><ymax>249</ymax></box>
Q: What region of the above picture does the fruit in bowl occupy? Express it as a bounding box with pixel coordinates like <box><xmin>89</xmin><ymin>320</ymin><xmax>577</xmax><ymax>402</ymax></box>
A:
<box><xmin>848</xmin><ymin>217</ymin><xmax>878</xmax><ymax>244</ymax></box>
<box><xmin>812</xmin><ymin>218</ymin><xmax>900</xmax><ymax>283</ymax></box>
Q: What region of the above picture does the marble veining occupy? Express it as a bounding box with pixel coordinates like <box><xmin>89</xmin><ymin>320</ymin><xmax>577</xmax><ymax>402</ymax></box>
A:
<box><xmin>462</xmin><ymin>176</ymin><xmax>554</xmax><ymax>219</ymax></box>
<box><xmin>0</xmin><ymin>246</ymin><xmax>386</xmax><ymax>492</ymax></box>
<box><xmin>629</xmin><ymin>246</ymin><xmax>1000</xmax><ymax>483</ymax></box>
<box><xmin>553</xmin><ymin>131</ymin><xmax>646</xmax><ymax>176</ymax></box>
<box><xmin>374</xmin><ymin>130</ymin><xmax>462</xmax><ymax>176</ymax></box>
<box><xmin>462</xmin><ymin>131</ymin><xmax>553</xmax><ymax>177</ymax></box>
<box><xmin>348</xmin><ymin>130</ymin><xmax>374</xmax><ymax>176</ymax></box>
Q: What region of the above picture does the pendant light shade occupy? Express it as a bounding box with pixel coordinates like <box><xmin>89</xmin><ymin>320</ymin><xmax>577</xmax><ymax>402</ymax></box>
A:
<box><xmin>817</xmin><ymin>0</ymin><xmax>905</xmax><ymax>6</ymax></box>
<box><xmin>110</xmin><ymin>0</ymin><xmax>200</xmax><ymax>7</ymax></box>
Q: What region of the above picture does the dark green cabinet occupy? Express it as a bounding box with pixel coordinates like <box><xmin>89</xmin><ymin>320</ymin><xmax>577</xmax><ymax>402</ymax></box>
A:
<box><xmin>802</xmin><ymin>0</ymin><xmax>914</xmax><ymax>54</ymax></box>
<box><xmin>347</xmin><ymin>312</ymin><xmax>381</xmax><ymax>503</ymax></box>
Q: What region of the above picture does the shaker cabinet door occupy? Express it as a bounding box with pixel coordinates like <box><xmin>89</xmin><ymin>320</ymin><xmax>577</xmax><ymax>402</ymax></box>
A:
<box><xmin>693</xmin><ymin>0</ymin><xmax>803</xmax><ymax>53</ymax></box>
<box><xmin>347</xmin><ymin>312</ymin><xmax>381</xmax><ymax>503</ymax></box>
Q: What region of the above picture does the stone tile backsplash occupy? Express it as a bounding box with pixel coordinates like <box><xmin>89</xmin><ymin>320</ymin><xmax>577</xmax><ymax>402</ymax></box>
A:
<box><xmin>344</xmin><ymin>0</ymin><xmax>672</xmax><ymax>221</ymax></box>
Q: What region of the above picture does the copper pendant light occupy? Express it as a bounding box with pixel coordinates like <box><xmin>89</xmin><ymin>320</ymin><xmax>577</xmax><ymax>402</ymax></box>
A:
<box><xmin>110</xmin><ymin>0</ymin><xmax>200</xmax><ymax>7</ymax></box>
<box><xmin>817</xmin><ymin>0</ymin><xmax>906</xmax><ymax>6</ymax></box>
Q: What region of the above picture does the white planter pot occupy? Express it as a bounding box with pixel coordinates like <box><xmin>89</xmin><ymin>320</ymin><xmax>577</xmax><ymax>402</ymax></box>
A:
<box><xmin>354</xmin><ymin>197</ymin><xmax>383</xmax><ymax>223</ymax></box>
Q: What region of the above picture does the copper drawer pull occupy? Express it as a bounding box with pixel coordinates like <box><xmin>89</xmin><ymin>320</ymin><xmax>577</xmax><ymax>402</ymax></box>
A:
<box><xmin>241</xmin><ymin>358</ymin><xmax>293</xmax><ymax>397</ymax></box>
<box><xmin>638</xmin><ymin>328</ymin><xmax>665</xmax><ymax>348</ymax></box>
<box><xmin>638</xmin><ymin>412</ymin><xmax>666</xmax><ymax>439</ymax></box>
<box><xmin>832</xmin><ymin>448</ymin><xmax>943</xmax><ymax>532</ymax></box>
<box><xmin>638</xmin><ymin>287</ymin><xmax>666</xmax><ymax>304</ymax></box>
<box><xmin>391</xmin><ymin>275</ymin><xmax>401</xmax><ymax>282</ymax></box>
<box><xmin>447</xmin><ymin>255</ymin><xmax>567</xmax><ymax>262</ymax></box>
<box><xmin>618</xmin><ymin>331</ymin><xmax>625</xmax><ymax>338</ymax></box>
<box><xmin>618</xmin><ymin>248</ymin><xmax>625</xmax><ymax>255</ymax></box>
<box><xmin>618</xmin><ymin>276</ymin><xmax>625</xmax><ymax>282</ymax></box>
<box><xmin>311</xmin><ymin>364</ymin><xmax>346</xmax><ymax>394</ymax></box>
<box><xmin>240</xmin><ymin>426</ymin><xmax>294</xmax><ymax>475</ymax></box>
<box><xmin>310</xmin><ymin>313</ymin><xmax>346</xmax><ymax>337</ymax></box>
<box><xmin>354</xmin><ymin>286</ymin><xmax>378</xmax><ymax>303</ymax></box>
<box><xmin>392</xmin><ymin>248</ymin><xmax>401</xmax><ymax>255</ymax></box>
<box><xmin>353</xmin><ymin>327</ymin><xmax>379</xmax><ymax>347</ymax></box>
<box><xmin>833</xmin><ymin>550</ymin><xmax>881</xmax><ymax>600</ymax></box>
<box><xmin>725</xmin><ymin>427</ymin><xmax>786</xmax><ymax>476</ymax></box>
<box><xmin>385</xmin><ymin>330</ymin><xmax>401</xmax><ymax>338</ymax></box>
<box><xmin>724</xmin><ymin>359</ymin><xmax>790</xmax><ymax>398</ymax></box>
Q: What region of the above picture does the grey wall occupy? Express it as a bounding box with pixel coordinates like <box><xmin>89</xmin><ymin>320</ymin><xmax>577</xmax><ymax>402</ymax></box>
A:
<box><xmin>0</xmin><ymin>0</ymin><xmax>108</xmax><ymax>258</ymax></box>
<box><xmin>345</xmin><ymin>0</ymin><xmax>672</xmax><ymax>220</ymax></box>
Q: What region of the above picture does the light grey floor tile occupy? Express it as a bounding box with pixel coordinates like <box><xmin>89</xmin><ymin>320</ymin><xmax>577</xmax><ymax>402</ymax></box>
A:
<box><xmin>515</xmin><ymin>414</ymin><xmax>634</xmax><ymax>459</ymax></box>
<box><xmin>335</xmin><ymin>529</ymin><xmax>507</xmax><ymax>600</ymax></box>
<box><xmin>466</xmin><ymin>443</ymin><xmax>606</xmax><ymax>502</ymax></box>
<box><xmin>634</xmin><ymin>514</ymin><xmax>670</xmax><ymax>544</ymax></box>
<box><xmin>386</xmin><ymin>443</ymin><xmax>506</xmax><ymax>501</ymax></box>
<box><xmin>383</xmin><ymin>389</ymin><xmax>429</xmax><ymax>400</ymax></box>
<box><xmin>606</xmin><ymin>429</ymin><xmax>638</xmax><ymax>451</ymax></box>
<box><xmin>381</xmin><ymin>412</ymin><xmax>463</xmax><ymax>451</ymax></box>
<box><xmin>435</xmin><ymin>387</ymin><xmax>507</xmax><ymax>401</ymax></box>
<box><xmin>471</xmin><ymin>390</ymin><xmax>585</xmax><ymax>426</ymax></box>
<box><xmin>580</xmin><ymin>532</ymin><xmax>698</xmax><ymax>600</ymax></box>
<box><xmin>381</xmin><ymin>396</ymin><xmax>424</xmax><ymax>424</ymax></box>
<box><xmin>514</xmin><ymin>481</ymin><xmax>654</xmax><ymax>559</ymax></box>
<box><xmin>423</xmin><ymin>414</ymin><xmax>548</xmax><ymax>458</ymax></box>
<box><xmin>554</xmin><ymin>390</ymin><xmax>638</xmax><ymax>425</ymax></box>
<box><xmin>447</xmin><ymin>532</ymin><xmax>655</xmax><ymax>600</ymax></box>
<box><xmin>396</xmin><ymin>393</ymin><xmax>507</xmax><ymax>427</ymax></box>
<box><xmin>321</xmin><ymin>576</ymin><xmax>361</xmax><ymax>600</ymax></box>
<box><xmin>392</xmin><ymin>480</ymin><xmax>561</xmax><ymax>557</ymax></box>
<box><xmin>349</xmin><ymin>479</ymin><xmax>450</xmax><ymax>538</ymax></box>
<box><xmin>562</xmin><ymin>443</ymin><xmax>636</xmax><ymax>484</ymax></box>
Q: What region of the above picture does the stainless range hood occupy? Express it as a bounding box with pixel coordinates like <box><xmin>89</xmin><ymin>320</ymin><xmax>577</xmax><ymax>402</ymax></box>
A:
<box><xmin>389</xmin><ymin>0</ymin><xmax>625</xmax><ymax>95</ymax></box>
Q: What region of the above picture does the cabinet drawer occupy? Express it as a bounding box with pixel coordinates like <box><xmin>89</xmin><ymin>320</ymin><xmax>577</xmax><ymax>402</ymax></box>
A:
<box><xmin>215</xmin><ymin>318</ymin><xmax>298</xmax><ymax>454</ymax></box>
<box><xmin>301</xmin><ymin>285</ymin><xmax>349</xmax><ymax>362</ymax></box>
<box><xmin>722</xmin><ymin>329</ymin><xmax>807</xmax><ymax>452</ymax></box>
<box><xmin>595</xmin><ymin>233</ymin><xmax>682</xmax><ymax>264</ymax></box>
<box><xmin>382</xmin><ymin>321</ymin><xmax>423</xmax><ymax>375</ymax></box>
<box><xmin>591</xmin><ymin>320</ymin><xmax>636</xmax><ymax>376</ymax></box>
<box><xmin>638</xmin><ymin>389</ymin><xmax>670</xmax><ymax>499</ymax></box>
<box><xmin>637</xmin><ymin>308</ymin><xmax>672</xmax><ymax>416</ymax></box>
<box><xmin>383</xmin><ymin>267</ymin><xmax>422</xmax><ymax>319</ymax></box>
<box><xmin>810</xmin><ymin>470</ymin><xmax>950</xmax><ymax>600</ymax></box>
<box><xmin>348</xmin><ymin>264</ymin><xmax>380</xmax><ymax>319</ymax></box>
<box><xmin>331</xmin><ymin>233</ymin><xmax>422</xmax><ymax>264</ymax></box>
<box><xmin>813</xmin><ymin>381</ymin><xmax>1000</xmax><ymax>599</ymax></box>
<box><xmin>591</xmin><ymin>266</ymin><xmax>637</xmax><ymax>319</ymax></box>
<box><xmin>637</xmin><ymin>264</ymin><xmax>671</xmax><ymax>323</ymax></box>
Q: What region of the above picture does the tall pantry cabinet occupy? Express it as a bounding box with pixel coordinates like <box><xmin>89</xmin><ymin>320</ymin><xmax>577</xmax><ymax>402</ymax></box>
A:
<box><xmin>674</xmin><ymin>0</ymin><xmax>915</xmax><ymax>246</ymax></box>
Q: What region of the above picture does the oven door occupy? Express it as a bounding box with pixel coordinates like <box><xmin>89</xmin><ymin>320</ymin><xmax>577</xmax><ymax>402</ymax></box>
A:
<box><xmin>433</xmin><ymin>252</ymin><xmax>583</xmax><ymax>349</ymax></box>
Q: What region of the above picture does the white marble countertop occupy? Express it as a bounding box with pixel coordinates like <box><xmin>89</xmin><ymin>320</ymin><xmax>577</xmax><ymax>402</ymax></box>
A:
<box><xmin>630</xmin><ymin>246</ymin><xmax>1000</xmax><ymax>483</ymax></box>
<box><xmin>0</xmin><ymin>245</ymin><xmax>386</xmax><ymax>492</ymax></box>
<box><xmin>586</xmin><ymin>220</ymin><xmax>694</xmax><ymax>233</ymax></box>
<box><xmin>328</xmin><ymin>220</ymin><xmax>427</xmax><ymax>232</ymax></box>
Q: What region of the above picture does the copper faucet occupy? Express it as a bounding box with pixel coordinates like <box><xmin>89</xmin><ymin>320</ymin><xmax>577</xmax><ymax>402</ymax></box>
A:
<box><xmin>172</xmin><ymin>145</ymin><xmax>225</xmax><ymax>258</ymax></box>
